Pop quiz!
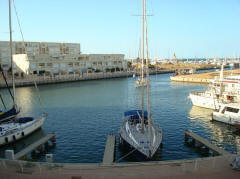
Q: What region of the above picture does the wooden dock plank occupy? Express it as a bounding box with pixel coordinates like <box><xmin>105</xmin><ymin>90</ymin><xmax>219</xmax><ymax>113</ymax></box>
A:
<box><xmin>15</xmin><ymin>133</ymin><xmax>55</xmax><ymax>160</ymax></box>
<box><xmin>102</xmin><ymin>135</ymin><xmax>115</xmax><ymax>164</ymax></box>
<box><xmin>185</xmin><ymin>130</ymin><xmax>230</xmax><ymax>155</ymax></box>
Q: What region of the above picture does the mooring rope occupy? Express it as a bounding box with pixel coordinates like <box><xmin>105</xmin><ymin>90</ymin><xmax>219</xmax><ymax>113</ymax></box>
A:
<box><xmin>116</xmin><ymin>147</ymin><xmax>138</xmax><ymax>162</ymax></box>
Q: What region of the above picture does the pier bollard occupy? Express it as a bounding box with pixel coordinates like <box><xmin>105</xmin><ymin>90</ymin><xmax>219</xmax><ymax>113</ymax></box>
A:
<box><xmin>46</xmin><ymin>154</ymin><xmax>53</xmax><ymax>163</ymax></box>
<box><xmin>5</xmin><ymin>150</ymin><xmax>14</xmax><ymax>160</ymax></box>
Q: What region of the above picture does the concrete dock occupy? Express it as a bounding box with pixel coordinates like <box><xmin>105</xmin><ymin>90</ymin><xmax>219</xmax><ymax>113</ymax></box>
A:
<box><xmin>0</xmin><ymin>154</ymin><xmax>238</xmax><ymax>178</ymax></box>
<box><xmin>0</xmin><ymin>131</ymin><xmax>239</xmax><ymax>178</ymax></box>
<box><xmin>170</xmin><ymin>75</ymin><xmax>211</xmax><ymax>83</ymax></box>
<box><xmin>14</xmin><ymin>133</ymin><xmax>56</xmax><ymax>160</ymax></box>
<box><xmin>170</xmin><ymin>69</ymin><xmax>240</xmax><ymax>83</ymax></box>
<box><xmin>102</xmin><ymin>135</ymin><xmax>116</xmax><ymax>164</ymax></box>
<box><xmin>184</xmin><ymin>130</ymin><xmax>230</xmax><ymax>156</ymax></box>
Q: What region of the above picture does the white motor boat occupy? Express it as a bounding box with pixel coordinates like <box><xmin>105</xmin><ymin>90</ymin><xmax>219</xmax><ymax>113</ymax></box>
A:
<box><xmin>189</xmin><ymin>90</ymin><xmax>220</xmax><ymax>110</ymax></box>
<box><xmin>189</xmin><ymin>65</ymin><xmax>240</xmax><ymax>109</ymax></box>
<box><xmin>212</xmin><ymin>103</ymin><xmax>240</xmax><ymax>126</ymax></box>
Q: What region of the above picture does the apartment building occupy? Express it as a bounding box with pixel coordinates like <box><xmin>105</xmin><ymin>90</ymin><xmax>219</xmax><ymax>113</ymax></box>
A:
<box><xmin>0</xmin><ymin>41</ymin><xmax>126</xmax><ymax>76</ymax></box>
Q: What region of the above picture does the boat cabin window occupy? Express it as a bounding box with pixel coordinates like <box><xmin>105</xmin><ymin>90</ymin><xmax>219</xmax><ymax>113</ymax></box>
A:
<box><xmin>0</xmin><ymin>127</ymin><xmax>2</xmax><ymax>131</ymax></box>
<box><xmin>226</xmin><ymin>107</ymin><xmax>239</xmax><ymax>113</ymax></box>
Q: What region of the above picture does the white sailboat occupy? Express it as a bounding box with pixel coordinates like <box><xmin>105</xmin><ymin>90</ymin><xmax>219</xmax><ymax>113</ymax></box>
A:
<box><xmin>119</xmin><ymin>0</ymin><xmax>162</xmax><ymax>159</ymax></box>
<box><xmin>0</xmin><ymin>0</ymin><xmax>46</xmax><ymax>146</ymax></box>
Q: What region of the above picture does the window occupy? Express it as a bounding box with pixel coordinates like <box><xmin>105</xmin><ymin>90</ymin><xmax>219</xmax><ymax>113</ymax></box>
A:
<box><xmin>2</xmin><ymin>64</ymin><xmax>8</xmax><ymax>68</ymax></box>
<box><xmin>39</xmin><ymin>63</ymin><xmax>45</xmax><ymax>67</ymax></box>
<box><xmin>47</xmin><ymin>63</ymin><xmax>52</xmax><ymax>67</ymax></box>
<box><xmin>226</xmin><ymin>107</ymin><xmax>239</xmax><ymax>113</ymax></box>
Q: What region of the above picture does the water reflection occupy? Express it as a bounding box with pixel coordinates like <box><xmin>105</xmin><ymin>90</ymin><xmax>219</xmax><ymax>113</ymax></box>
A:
<box><xmin>0</xmin><ymin>73</ymin><xmax>239</xmax><ymax>163</ymax></box>
<box><xmin>0</xmin><ymin>128</ymin><xmax>46</xmax><ymax>158</ymax></box>
<box><xmin>15</xmin><ymin>87</ymin><xmax>37</xmax><ymax>116</ymax></box>
<box><xmin>188</xmin><ymin>106</ymin><xmax>240</xmax><ymax>154</ymax></box>
<box><xmin>188</xmin><ymin>106</ymin><xmax>213</xmax><ymax>122</ymax></box>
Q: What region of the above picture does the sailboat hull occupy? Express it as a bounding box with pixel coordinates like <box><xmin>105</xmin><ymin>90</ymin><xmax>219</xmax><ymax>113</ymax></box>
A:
<box><xmin>119</xmin><ymin>113</ymin><xmax>162</xmax><ymax>159</ymax></box>
<box><xmin>119</xmin><ymin>135</ymin><xmax>153</xmax><ymax>161</ymax></box>
<box><xmin>0</xmin><ymin>117</ymin><xmax>45</xmax><ymax>146</ymax></box>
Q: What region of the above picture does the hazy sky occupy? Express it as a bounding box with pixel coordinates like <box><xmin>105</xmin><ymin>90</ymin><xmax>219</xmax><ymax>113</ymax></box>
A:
<box><xmin>1</xmin><ymin>0</ymin><xmax>240</xmax><ymax>59</ymax></box>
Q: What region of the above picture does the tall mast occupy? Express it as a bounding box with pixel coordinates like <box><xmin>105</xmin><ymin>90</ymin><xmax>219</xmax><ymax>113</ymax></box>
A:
<box><xmin>141</xmin><ymin>0</ymin><xmax>145</xmax><ymax>132</ymax></box>
<box><xmin>141</xmin><ymin>0</ymin><xmax>145</xmax><ymax>81</ymax></box>
<box><xmin>144</xmin><ymin>0</ymin><xmax>152</xmax><ymax>146</ymax></box>
<box><xmin>9</xmin><ymin>0</ymin><xmax>16</xmax><ymax>106</ymax></box>
<box><xmin>219</xmin><ymin>63</ymin><xmax>224</xmax><ymax>97</ymax></box>
<box><xmin>138</xmin><ymin>37</ymin><xmax>141</xmax><ymax>60</ymax></box>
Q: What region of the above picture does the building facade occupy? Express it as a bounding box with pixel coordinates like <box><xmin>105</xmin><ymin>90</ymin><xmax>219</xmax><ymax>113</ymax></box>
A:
<box><xmin>0</xmin><ymin>41</ymin><xmax>126</xmax><ymax>76</ymax></box>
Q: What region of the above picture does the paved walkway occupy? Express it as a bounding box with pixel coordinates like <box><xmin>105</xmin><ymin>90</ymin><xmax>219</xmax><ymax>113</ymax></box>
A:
<box><xmin>0</xmin><ymin>155</ymin><xmax>239</xmax><ymax>179</ymax></box>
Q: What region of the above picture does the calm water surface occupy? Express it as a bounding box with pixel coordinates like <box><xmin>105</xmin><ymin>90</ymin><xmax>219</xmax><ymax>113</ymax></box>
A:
<box><xmin>0</xmin><ymin>73</ymin><xmax>239</xmax><ymax>163</ymax></box>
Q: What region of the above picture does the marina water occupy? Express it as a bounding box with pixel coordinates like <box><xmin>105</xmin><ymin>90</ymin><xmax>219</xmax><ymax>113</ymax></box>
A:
<box><xmin>0</xmin><ymin>73</ymin><xmax>239</xmax><ymax>163</ymax></box>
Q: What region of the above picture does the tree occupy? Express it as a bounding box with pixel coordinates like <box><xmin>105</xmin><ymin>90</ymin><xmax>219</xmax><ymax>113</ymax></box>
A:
<box><xmin>127</xmin><ymin>61</ymin><xmax>132</xmax><ymax>68</ymax></box>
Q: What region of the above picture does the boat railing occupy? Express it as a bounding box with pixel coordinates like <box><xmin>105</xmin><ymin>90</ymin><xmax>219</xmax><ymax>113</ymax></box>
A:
<box><xmin>190</xmin><ymin>91</ymin><xmax>205</xmax><ymax>96</ymax></box>
<box><xmin>2</xmin><ymin>118</ymin><xmax>42</xmax><ymax>136</ymax></box>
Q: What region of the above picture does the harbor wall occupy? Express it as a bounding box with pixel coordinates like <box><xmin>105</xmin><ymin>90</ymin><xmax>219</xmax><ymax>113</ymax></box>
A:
<box><xmin>170</xmin><ymin>69</ymin><xmax>240</xmax><ymax>84</ymax></box>
<box><xmin>0</xmin><ymin>70</ymin><xmax>173</xmax><ymax>88</ymax></box>
<box><xmin>170</xmin><ymin>75</ymin><xmax>211</xmax><ymax>84</ymax></box>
